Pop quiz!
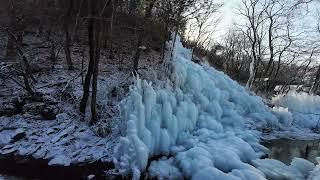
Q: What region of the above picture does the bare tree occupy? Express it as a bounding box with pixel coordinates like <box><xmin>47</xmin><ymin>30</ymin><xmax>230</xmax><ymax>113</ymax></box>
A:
<box><xmin>62</xmin><ymin>0</ymin><xmax>74</xmax><ymax>70</ymax></box>
<box><xmin>236</xmin><ymin>0</ymin><xmax>315</xmax><ymax>91</ymax></box>
<box><xmin>5</xmin><ymin>0</ymin><xmax>25</xmax><ymax>62</ymax></box>
<box><xmin>238</xmin><ymin>0</ymin><xmax>267</xmax><ymax>89</ymax></box>
<box><xmin>310</xmin><ymin>12</ymin><xmax>320</xmax><ymax>94</ymax></box>
<box><xmin>263</xmin><ymin>0</ymin><xmax>287</xmax><ymax>76</ymax></box>
<box><xmin>80</xmin><ymin>0</ymin><xmax>115</xmax><ymax>124</ymax></box>
<box><xmin>132</xmin><ymin>0</ymin><xmax>156</xmax><ymax>73</ymax></box>
<box><xmin>186</xmin><ymin>1</ymin><xmax>221</xmax><ymax>59</ymax></box>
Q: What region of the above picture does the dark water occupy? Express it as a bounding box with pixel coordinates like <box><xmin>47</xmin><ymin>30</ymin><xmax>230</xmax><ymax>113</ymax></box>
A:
<box><xmin>0</xmin><ymin>154</ymin><xmax>115</xmax><ymax>180</ymax></box>
<box><xmin>0</xmin><ymin>175</ymin><xmax>31</xmax><ymax>180</ymax></box>
<box><xmin>2</xmin><ymin>139</ymin><xmax>319</xmax><ymax>179</ymax></box>
<box><xmin>263</xmin><ymin>139</ymin><xmax>320</xmax><ymax>165</ymax></box>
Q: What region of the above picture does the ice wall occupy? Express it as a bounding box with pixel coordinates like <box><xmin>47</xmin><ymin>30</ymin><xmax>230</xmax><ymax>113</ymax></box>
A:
<box><xmin>114</xmin><ymin>36</ymin><xmax>280</xmax><ymax>179</ymax></box>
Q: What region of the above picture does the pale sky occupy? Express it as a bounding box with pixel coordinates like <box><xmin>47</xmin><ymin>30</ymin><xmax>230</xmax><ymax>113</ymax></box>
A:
<box><xmin>212</xmin><ymin>0</ymin><xmax>319</xmax><ymax>44</ymax></box>
<box><xmin>213</xmin><ymin>0</ymin><xmax>240</xmax><ymax>43</ymax></box>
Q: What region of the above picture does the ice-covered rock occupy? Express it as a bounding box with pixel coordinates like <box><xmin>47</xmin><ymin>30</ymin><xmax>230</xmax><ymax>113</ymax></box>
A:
<box><xmin>48</xmin><ymin>155</ymin><xmax>71</xmax><ymax>166</ymax></box>
<box><xmin>253</xmin><ymin>158</ymin><xmax>315</xmax><ymax>180</ymax></box>
<box><xmin>308</xmin><ymin>157</ymin><xmax>320</xmax><ymax>180</ymax></box>
<box><xmin>0</xmin><ymin>128</ymin><xmax>26</xmax><ymax>146</ymax></box>
<box><xmin>148</xmin><ymin>158</ymin><xmax>183</xmax><ymax>180</ymax></box>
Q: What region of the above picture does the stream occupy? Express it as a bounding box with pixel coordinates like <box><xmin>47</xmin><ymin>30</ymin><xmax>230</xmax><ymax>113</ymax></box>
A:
<box><xmin>262</xmin><ymin>138</ymin><xmax>320</xmax><ymax>165</ymax></box>
<box><xmin>0</xmin><ymin>154</ymin><xmax>115</xmax><ymax>180</ymax></box>
<box><xmin>1</xmin><ymin>139</ymin><xmax>319</xmax><ymax>179</ymax></box>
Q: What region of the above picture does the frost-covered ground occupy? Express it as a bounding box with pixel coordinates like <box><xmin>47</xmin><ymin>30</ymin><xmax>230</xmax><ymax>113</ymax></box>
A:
<box><xmin>0</xmin><ymin>26</ymin><xmax>164</xmax><ymax>171</ymax></box>
<box><xmin>0</xmin><ymin>54</ymin><xmax>128</xmax><ymax>168</ymax></box>
<box><xmin>114</xmin><ymin>36</ymin><xmax>320</xmax><ymax>179</ymax></box>
<box><xmin>0</xmin><ymin>113</ymin><xmax>117</xmax><ymax>166</ymax></box>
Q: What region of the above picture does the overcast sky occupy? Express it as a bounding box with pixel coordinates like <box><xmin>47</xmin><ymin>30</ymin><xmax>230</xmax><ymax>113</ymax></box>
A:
<box><xmin>212</xmin><ymin>0</ymin><xmax>319</xmax><ymax>44</ymax></box>
<box><xmin>213</xmin><ymin>0</ymin><xmax>240</xmax><ymax>43</ymax></box>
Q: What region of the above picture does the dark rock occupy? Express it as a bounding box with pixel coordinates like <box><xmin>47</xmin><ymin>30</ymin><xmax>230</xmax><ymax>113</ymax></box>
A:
<box><xmin>0</xmin><ymin>102</ymin><xmax>17</xmax><ymax>117</ymax></box>
<box><xmin>0</xmin><ymin>96</ymin><xmax>25</xmax><ymax>117</ymax></box>
<box><xmin>96</xmin><ymin>127</ymin><xmax>111</xmax><ymax>137</ymax></box>
<box><xmin>152</xmin><ymin>46</ymin><xmax>161</xmax><ymax>52</ymax></box>
<box><xmin>23</xmin><ymin>102</ymin><xmax>58</xmax><ymax>120</ymax></box>
<box><xmin>12</xmin><ymin>130</ymin><xmax>26</xmax><ymax>142</ymax></box>
<box><xmin>110</xmin><ymin>87</ymin><xmax>118</xmax><ymax>98</ymax></box>
<box><xmin>109</xmin><ymin>54</ymin><xmax>115</xmax><ymax>59</ymax></box>
<box><xmin>40</xmin><ymin>106</ymin><xmax>57</xmax><ymax>120</ymax></box>
<box><xmin>23</xmin><ymin>102</ymin><xmax>45</xmax><ymax>115</ymax></box>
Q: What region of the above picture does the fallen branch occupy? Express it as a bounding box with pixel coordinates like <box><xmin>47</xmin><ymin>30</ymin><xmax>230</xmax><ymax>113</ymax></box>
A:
<box><xmin>0</xmin><ymin>72</ymin><xmax>33</xmax><ymax>95</ymax></box>
<box><xmin>61</xmin><ymin>70</ymin><xmax>86</xmax><ymax>93</ymax></box>
<box><xmin>6</xmin><ymin>28</ymin><xmax>37</xmax><ymax>83</ymax></box>
<box><xmin>38</xmin><ymin>70</ymin><xmax>85</xmax><ymax>90</ymax></box>
<box><xmin>37</xmin><ymin>81</ymin><xmax>68</xmax><ymax>89</ymax></box>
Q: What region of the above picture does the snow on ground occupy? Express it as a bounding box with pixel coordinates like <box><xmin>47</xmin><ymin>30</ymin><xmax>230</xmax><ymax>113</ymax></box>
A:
<box><xmin>0</xmin><ymin>113</ymin><xmax>117</xmax><ymax>166</ymax></box>
<box><xmin>0</xmin><ymin>26</ymin><xmax>169</xmax><ymax>177</ymax></box>
<box><xmin>113</xmin><ymin>36</ymin><xmax>320</xmax><ymax>179</ymax></box>
<box><xmin>263</xmin><ymin>92</ymin><xmax>320</xmax><ymax>140</ymax></box>
<box><xmin>0</xmin><ymin>56</ymin><xmax>127</xmax><ymax>167</ymax></box>
<box><xmin>272</xmin><ymin>92</ymin><xmax>320</xmax><ymax>115</ymax></box>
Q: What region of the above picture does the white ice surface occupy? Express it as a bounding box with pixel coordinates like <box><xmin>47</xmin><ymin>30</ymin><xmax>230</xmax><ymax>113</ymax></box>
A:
<box><xmin>267</xmin><ymin>92</ymin><xmax>320</xmax><ymax>140</ymax></box>
<box><xmin>273</xmin><ymin>92</ymin><xmax>320</xmax><ymax>115</ymax></box>
<box><xmin>114</xmin><ymin>36</ymin><xmax>300</xmax><ymax>179</ymax></box>
<box><xmin>253</xmin><ymin>158</ymin><xmax>315</xmax><ymax>180</ymax></box>
<box><xmin>272</xmin><ymin>92</ymin><xmax>320</xmax><ymax>129</ymax></box>
<box><xmin>308</xmin><ymin>158</ymin><xmax>320</xmax><ymax>180</ymax></box>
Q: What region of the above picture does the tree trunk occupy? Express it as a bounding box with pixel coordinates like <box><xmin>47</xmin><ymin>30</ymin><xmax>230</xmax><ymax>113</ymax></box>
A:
<box><xmin>50</xmin><ymin>39</ymin><xmax>56</xmax><ymax>70</ymax></box>
<box><xmin>161</xmin><ymin>23</ymin><xmax>168</xmax><ymax>62</ymax></box>
<box><xmin>129</xmin><ymin>0</ymin><xmax>136</xmax><ymax>15</ymax></box>
<box><xmin>264</xmin><ymin>17</ymin><xmax>274</xmax><ymax>77</ymax></box>
<box><xmin>63</xmin><ymin>0</ymin><xmax>74</xmax><ymax>70</ymax></box>
<box><xmin>6</xmin><ymin>1</ymin><xmax>19</xmax><ymax>62</ymax></box>
<box><xmin>132</xmin><ymin>0</ymin><xmax>155</xmax><ymax>73</ymax></box>
<box><xmin>169</xmin><ymin>5</ymin><xmax>184</xmax><ymax>63</ymax></box>
<box><xmin>91</xmin><ymin>18</ymin><xmax>103</xmax><ymax>124</ymax></box>
<box><xmin>246</xmin><ymin>42</ymin><xmax>258</xmax><ymax>90</ymax></box>
<box><xmin>80</xmin><ymin>0</ymin><xmax>113</xmax><ymax>125</ymax></box>
<box><xmin>169</xmin><ymin>25</ymin><xmax>179</xmax><ymax>62</ymax></box>
<box><xmin>80</xmin><ymin>0</ymin><xmax>96</xmax><ymax>114</ymax></box>
<box><xmin>133</xmin><ymin>35</ymin><xmax>143</xmax><ymax>72</ymax></box>
<box><xmin>64</xmin><ymin>27</ymin><xmax>73</xmax><ymax>70</ymax></box>
<box><xmin>246</xmin><ymin>56</ymin><xmax>256</xmax><ymax>89</ymax></box>
<box><xmin>311</xmin><ymin>65</ymin><xmax>320</xmax><ymax>94</ymax></box>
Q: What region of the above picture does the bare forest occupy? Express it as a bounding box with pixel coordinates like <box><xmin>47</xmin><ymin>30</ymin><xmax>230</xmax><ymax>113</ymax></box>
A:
<box><xmin>1</xmin><ymin>0</ymin><xmax>320</xmax><ymax>179</ymax></box>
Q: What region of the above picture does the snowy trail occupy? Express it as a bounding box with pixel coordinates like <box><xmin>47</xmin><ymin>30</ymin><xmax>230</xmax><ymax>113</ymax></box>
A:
<box><xmin>114</xmin><ymin>37</ymin><xmax>320</xmax><ymax>179</ymax></box>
